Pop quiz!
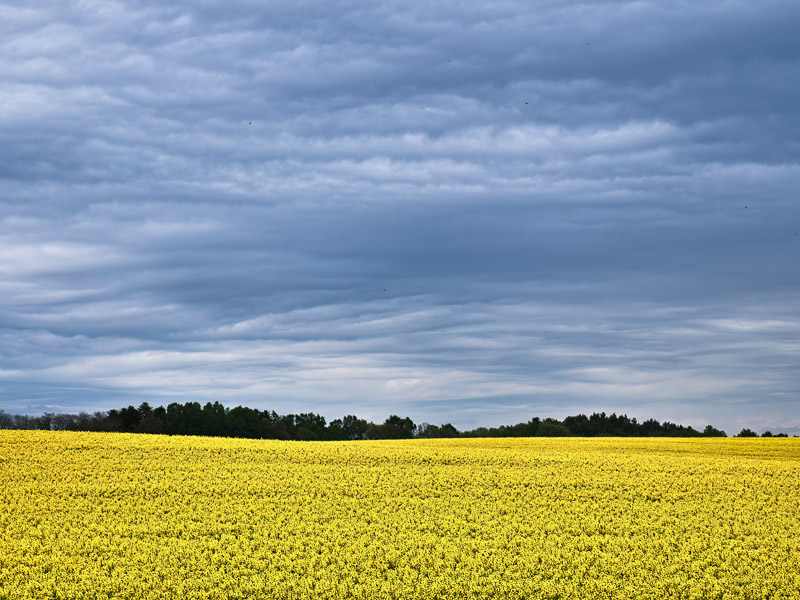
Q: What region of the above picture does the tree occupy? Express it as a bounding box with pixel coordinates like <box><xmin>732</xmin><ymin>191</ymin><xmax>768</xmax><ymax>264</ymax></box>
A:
<box><xmin>52</xmin><ymin>413</ymin><xmax>78</xmax><ymax>431</ymax></box>
<box><xmin>639</xmin><ymin>418</ymin><xmax>663</xmax><ymax>436</ymax></box>
<box><xmin>228</xmin><ymin>406</ymin><xmax>263</xmax><ymax>438</ymax></box>
<box><xmin>415</xmin><ymin>422</ymin><xmax>460</xmax><ymax>438</ymax></box>
<box><xmin>332</xmin><ymin>415</ymin><xmax>368</xmax><ymax>440</ymax></box>
<box><xmin>102</xmin><ymin>410</ymin><xmax>122</xmax><ymax>432</ymax></box>
<box><xmin>538</xmin><ymin>421</ymin><xmax>570</xmax><ymax>437</ymax></box>
<box><xmin>293</xmin><ymin>413</ymin><xmax>327</xmax><ymax>440</ymax></box>
<box><xmin>181</xmin><ymin>402</ymin><xmax>204</xmax><ymax>435</ymax></box>
<box><xmin>163</xmin><ymin>403</ymin><xmax>186</xmax><ymax>435</ymax></box>
<box><xmin>200</xmin><ymin>402</ymin><xmax>228</xmax><ymax>437</ymax></box>
<box><xmin>37</xmin><ymin>413</ymin><xmax>54</xmax><ymax>430</ymax></box>
<box><xmin>134</xmin><ymin>402</ymin><xmax>164</xmax><ymax>434</ymax></box>
<box><xmin>0</xmin><ymin>410</ymin><xmax>14</xmax><ymax>429</ymax></box>
<box><xmin>415</xmin><ymin>422</ymin><xmax>439</xmax><ymax>438</ymax></box>
<box><xmin>1</xmin><ymin>404</ymin><xmax>750</xmax><ymax>442</ymax></box>
<box><xmin>508</xmin><ymin>418</ymin><xmax>540</xmax><ymax>437</ymax></box>
<box><xmin>119</xmin><ymin>406</ymin><xmax>142</xmax><ymax>432</ymax></box>
<box><xmin>375</xmin><ymin>415</ymin><xmax>415</xmax><ymax>439</ymax></box>
<box><xmin>703</xmin><ymin>424</ymin><xmax>727</xmax><ymax>437</ymax></box>
<box><xmin>438</xmin><ymin>423</ymin><xmax>460</xmax><ymax>438</ymax></box>
<box><xmin>562</xmin><ymin>414</ymin><xmax>592</xmax><ymax>436</ymax></box>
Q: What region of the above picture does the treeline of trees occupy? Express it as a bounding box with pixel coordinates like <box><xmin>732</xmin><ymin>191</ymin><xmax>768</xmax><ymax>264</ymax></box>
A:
<box><xmin>0</xmin><ymin>403</ymin><xmax>793</xmax><ymax>439</ymax></box>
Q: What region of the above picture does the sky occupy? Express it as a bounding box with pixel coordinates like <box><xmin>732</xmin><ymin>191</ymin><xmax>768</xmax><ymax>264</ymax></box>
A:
<box><xmin>1</xmin><ymin>0</ymin><xmax>799</xmax><ymax>435</ymax></box>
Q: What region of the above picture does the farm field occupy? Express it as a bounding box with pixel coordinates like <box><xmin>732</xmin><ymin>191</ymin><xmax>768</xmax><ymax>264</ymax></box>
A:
<box><xmin>1</xmin><ymin>432</ymin><xmax>798</xmax><ymax>599</ymax></box>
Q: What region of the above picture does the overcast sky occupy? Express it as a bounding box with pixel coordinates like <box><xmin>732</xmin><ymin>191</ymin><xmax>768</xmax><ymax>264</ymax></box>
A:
<box><xmin>2</xmin><ymin>0</ymin><xmax>799</xmax><ymax>434</ymax></box>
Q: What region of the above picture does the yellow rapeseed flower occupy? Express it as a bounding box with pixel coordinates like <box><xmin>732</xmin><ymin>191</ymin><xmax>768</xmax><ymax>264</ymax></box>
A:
<box><xmin>0</xmin><ymin>432</ymin><xmax>798</xmax><ymax>599</ymax></box>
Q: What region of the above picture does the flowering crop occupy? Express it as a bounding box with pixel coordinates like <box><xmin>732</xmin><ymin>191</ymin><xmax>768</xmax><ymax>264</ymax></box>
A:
<box><xmin>1</xmin><ymin>432</ymin><xmax>798</xmax><ymax>599</ymax></box>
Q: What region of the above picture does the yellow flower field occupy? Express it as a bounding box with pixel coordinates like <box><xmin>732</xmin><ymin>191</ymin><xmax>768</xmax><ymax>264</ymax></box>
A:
<box><xmin>1</xmin><ymin>432</ymin><xmax>798</xmax><ymax>599</ymax></box>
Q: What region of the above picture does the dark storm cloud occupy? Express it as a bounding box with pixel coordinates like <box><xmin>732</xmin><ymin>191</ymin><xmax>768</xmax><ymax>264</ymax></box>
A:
<box><xmin>1</xmin><ymin>0</ymin><xmax>799</xmax><ymax>434</ymax></box>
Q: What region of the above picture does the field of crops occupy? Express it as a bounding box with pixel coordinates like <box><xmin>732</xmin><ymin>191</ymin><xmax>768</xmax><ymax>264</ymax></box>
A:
<box><xmin>1</xmin><ymin>432</ymin><xmax>798</xmax><ymax>599</ymax></box>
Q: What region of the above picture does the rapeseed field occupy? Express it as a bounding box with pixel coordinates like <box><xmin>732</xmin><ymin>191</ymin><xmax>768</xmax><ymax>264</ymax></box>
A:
<box><xmin>1</xmin><ymin>432</ymin><xmax>798</xmax><ymax>599</ymax></box>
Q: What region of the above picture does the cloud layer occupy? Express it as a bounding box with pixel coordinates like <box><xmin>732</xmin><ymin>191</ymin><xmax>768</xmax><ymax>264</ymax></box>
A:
<box><xmin>2</xmin><ymin>0</ymin><xmax>799</xmax><ymax>434</ymax></box>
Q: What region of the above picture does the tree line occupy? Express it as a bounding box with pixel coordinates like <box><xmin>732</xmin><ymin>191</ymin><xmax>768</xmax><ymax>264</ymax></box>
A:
<box><xmin>0</xmin><ymin>403</ymin><xmax>792</xmax><ymax>439</ymax></box>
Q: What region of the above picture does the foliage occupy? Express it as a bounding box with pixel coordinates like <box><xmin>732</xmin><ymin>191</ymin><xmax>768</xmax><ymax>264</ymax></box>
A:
<box><xmin>3</xmin><ymin>406</ymin><xmax>796</xmax><ymax>439</ymax></box>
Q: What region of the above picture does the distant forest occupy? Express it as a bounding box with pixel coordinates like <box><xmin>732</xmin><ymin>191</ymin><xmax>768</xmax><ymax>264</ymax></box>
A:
<box><xmin>0</xmin><ymin>402</ymin><xmax>791</xmax><ymax>439</ymax></box>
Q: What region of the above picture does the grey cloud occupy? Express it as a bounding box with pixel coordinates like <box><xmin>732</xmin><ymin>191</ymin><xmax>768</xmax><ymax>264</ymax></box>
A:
<box><xmin>1</xmin><ymin>0</ymin><xmax>799</xmax><ymax>435</ymax></box>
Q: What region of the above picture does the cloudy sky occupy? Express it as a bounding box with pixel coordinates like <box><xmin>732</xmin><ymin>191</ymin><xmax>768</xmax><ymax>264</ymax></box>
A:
<box><xmin>2</xmin><ymin>0</ymin><xmax>799</xmax><ymax>434</ymax></box>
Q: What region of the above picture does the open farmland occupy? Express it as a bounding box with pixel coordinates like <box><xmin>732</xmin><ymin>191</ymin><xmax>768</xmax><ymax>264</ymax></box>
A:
<box><xmin>1</xmin><ymin>432</ymin><xmax>798</xmax><ymax>599</ymax></box>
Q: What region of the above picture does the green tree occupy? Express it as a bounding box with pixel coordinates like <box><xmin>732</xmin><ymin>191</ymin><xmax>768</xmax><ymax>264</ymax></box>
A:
<box><xmin>703</xmin><ymin>424</ymin><xmax>727</xmax><ymax>437</ymax></box>
<box><xmin>329</xmin><ymin>415</ymin><xmax>368</xmax><ymax>440</ymax></box>
<box><xmin>374</xmin><ymin>415</ymin><xmax>415</xmax><ymax>439</ymax></box>
<box><xmin>538</xmin><ymin>421</ymin><xmax>570</xmax><ymax>437</ymax></box>
<box><xmin>201</xmin><ymin>401</ymin><xmax>228</xmax><ymax>436</ymax></box>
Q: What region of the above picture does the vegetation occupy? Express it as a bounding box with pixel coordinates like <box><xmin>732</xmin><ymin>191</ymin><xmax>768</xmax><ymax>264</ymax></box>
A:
<box><xmin>0</xmin><ymin>403</ymin><xmax>793</xmax><ymax>438</ymax></box>
<box><xmin>1</xmin><ymin>432</ymin><xmax>798</xmax><ymax>598</ymax></box>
